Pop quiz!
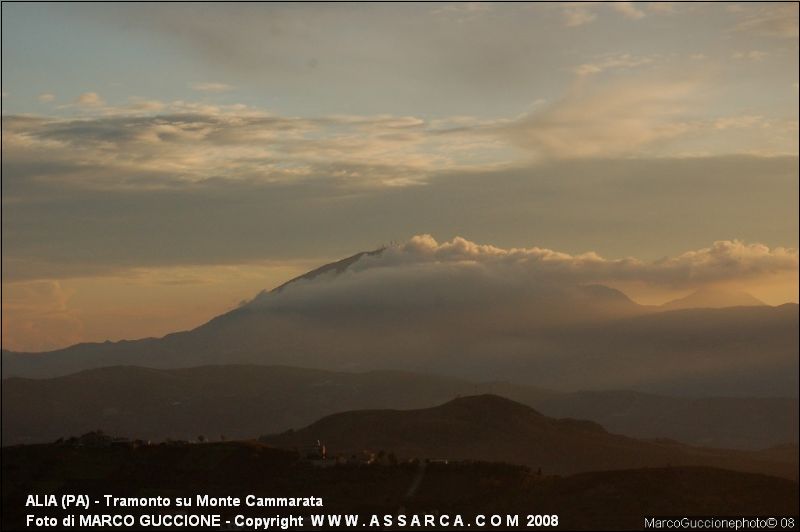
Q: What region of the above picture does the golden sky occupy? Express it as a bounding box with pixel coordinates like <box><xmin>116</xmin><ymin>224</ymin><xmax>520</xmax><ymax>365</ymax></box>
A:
<box><xmin>2</xmin><ymin>3</ymin><xmax>798</xmax><ymax>351</ymax></box>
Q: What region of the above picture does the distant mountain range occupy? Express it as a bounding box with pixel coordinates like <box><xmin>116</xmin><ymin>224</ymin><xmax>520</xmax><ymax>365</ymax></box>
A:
<box><xmin>3</xmin><ymin>250</ymin><xmax>797</xmax><ymax>397</ymax></box>
<box><xmin>4</xmin><ymin>365</ymin><xmax>796</xmax><ymax>449</ymax></box>
<box><xmin>261</xmin><ymin>394</ymin><xmax>797</xmax><ymax>479</ymax></box>
<box><xmin>660</xmin><ymin>287</ymin><xmax>766</xmax><ymax>310</ymax></box>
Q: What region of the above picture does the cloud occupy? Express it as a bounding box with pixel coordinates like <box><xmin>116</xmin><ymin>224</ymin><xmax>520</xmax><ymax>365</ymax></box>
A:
<box><xmin>562</xmin><ymin>5</ymin><xmax>597</xmax><ymax>27</ymax></box>
<box><xmin>127</xmin><ymin>98</ymin><xmax>165</xmax><ymax>112</ymax></box>
<box><xmin>338</xmin><ymin>235</ymin><xmax>800</xmax><ymax>289</ymax></box>
<box><xmin>1</xmin><ymin>280</ymin><xmax>84</xmax><ymax>352</ymax></box>
<box><xmin>612</xmin><ymin>2</ymin><xmax>646</xmax><ymax>20</ymax></box>
<box><xmin>646</xmin><ymin>2</ymin><xmax>676</xmax><ymax>14</ymax></box>
<box><xmin>234</xmin><ymin>235</ymin><xmax>797</xmax><ymax>395</ymax></box>
<box><xmin>3</xmin><ymin>78</ymin><xmax>794</xmax><ymax>204</ymax></box>
<box><xmin>75</xmin><ymin>92</ymin><xmax>105</xmax><ymax>106</ymax></box>
<box><xmin>3</xmin><ymin>151</ymin><xmax>797</xmax><ymax>304</ymax></box>
<box><xmin>731</xmin><ymin>3</ymin><xmax>799</xmax><ymax>39</ymax></box>
<box><xmin>190</xmin><ymin>82</ymin><xmax>235</xmax><ymax>93</ymax></box>
<box><xmin>432</xmin><ymin>2</ymin><xmax>492</xmax><ymax>19</ymax></box>
<box><xmin>573</xmin><ymin>53</ymin><xmax>653</xmax><ymax>76</ymax></box>
<box><xmin>479</xmin><ymin>63</ymin><xmax>795</xmax><ymax>160</ymax></box>
<box><xmin>732</xmin><ymin>50</ymin><xmax>768</xmax><ymax>62</ymax></box>
<box><xmin>37</xmin><ymin>93</ymin><xmax>56</xmax><ymax>103</ymax></box>
<box><xmin>3</xmin><ymin>51</ymin><xmax>796</xmax><ymax>209</ymax></box>
<box><xmin>494</xmin><ymin>78</ymin><xmax>700</xmax><ymax>159</ymax></box>
<box><xmin>713</xmin><ymin>115</ymin><xmax>764</xmax><ymax>130</ymax></box>
<box><xmin>561</xmin><ymin>2</ymin><xmax>655</xmax><ymax>28</ymax></box>
<box><xmin>433</xmin><ymin>2</ymin><xmax>491</xmax><ymax>13</ymax></box>
<box><xmin>5</xmin><ymin>235</ymin><xmax>796</xmax><ymax>395</ymax></box>
<box><xmin>1</xmin><ymin>104</ymin><xmax>508</xmax><ymax>191</ymax></box>
<box><xmin>239</xmin><ymin>234</ymin><xmax>797</xmax><ymax>320</ymax></box>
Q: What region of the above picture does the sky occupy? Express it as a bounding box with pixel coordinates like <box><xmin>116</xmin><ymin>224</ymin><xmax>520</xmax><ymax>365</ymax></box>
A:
<box><xmin>2</xmin><ymin>2</ymin><xmax>799</xmax><ymax>352</ymax></box>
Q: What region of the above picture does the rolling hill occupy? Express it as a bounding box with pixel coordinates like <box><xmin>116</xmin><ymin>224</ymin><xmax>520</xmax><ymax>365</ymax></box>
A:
<box><xmin>3</xmin><ymin>365</ymin><xmax>797</xmax><ymax>449</ymax></box>
<box><xmin>261</xmin><ymin>395</ymin><xmax>798</xmax><ymax>479</ymax></box>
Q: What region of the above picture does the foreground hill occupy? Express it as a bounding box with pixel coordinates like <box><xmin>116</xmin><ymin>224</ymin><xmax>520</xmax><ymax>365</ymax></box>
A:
<box><xmin>262</xmin><ymin>395</ymin><xmax>797</xmax><ymax>479</ymax></box>
<box><xmin>3</xmin><ymin>365</ymin><xmax>797</xmax><ymax>449</ymax></box>
<box><xmin>3</xmin><ymin>249</ymin><xmax>797</xmax><ymax>397</ymax></box>
<box><xmin>2</xmin><ymin>440</ymin><xmax>797</xmax><ymax>531</ymax></box>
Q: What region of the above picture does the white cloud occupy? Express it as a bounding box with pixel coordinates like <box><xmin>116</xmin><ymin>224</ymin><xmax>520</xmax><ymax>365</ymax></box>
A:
<box><xmin>127</xmin><ymin>98</ymin><xmax>165</xmax><ymax>112</ymax></box>
<box><xmin>2</xmin><ymin>103</ymin><xmax>509</xmax><ymax>190</ymax></box>
<box><xmin>240</xmin><ymin>236</ymin><xmax>799</xmax><ymax>319</ymax></box>
<box><xmin>647</xmin><ymin>2</ymin><xmax>676</xmax><ymax>14</ymax></box>
<box><xmin>732</xmin><ymin>50</ymin><xmax>768</xmax><ymax>61</ymax></box>
<box><xmin>496</xmin><ymin>78</ymin><xmax>700</xmax><ymax>159</ymax></box>
<box><xmin>234</xmin><ymin>234</ymin><xmax>797</xmax><ymax>394</ymax></box>
<box><xmin>190</xmin><ymin>82</ymin><xmax>235</xmax><ymax>93</ymax></box>
<box><xmin>75</xmin><ymin>92</ymin><xmax>105</xmax><ymax>107</ymax></box>
<box><xmin>37</xmin><ymin>93</ymin><xmax>56</xmax><ymax>103</ymax></box>
<box><xmin>562</xmin><ymin>5</ymin><xmax>597</xmax><ymax>27</ymax></box>
<box><xmin>612</xmin><ymin>2</ymin><xmax>646</xmax><ymax>20</ymax></box>
<box><xmin>432</xmin><ymin>2</ymin><xmax>492</xmax><ymax>17</ymax></box>
<box><xmin>573</xmin><ymin>53</ymin><xmax>653</xmax><ymax>76</ymax></box>
<box><xmin>713</xmin><ymin>115</ymin><xmax>764</xmax><ymax>130</ymax></box>
<box><xmin>5</xmin><ymin>78</ymin><xmax>793</xmax><ymax>195</ymax></box>
<box><xmin>348</xmin><ymin>235</ymin><xmax>799</xmax><ymax>288</ymax></box>
<box><xmin>731</xmin><ymin>3</ymin><xmax>799</xmax><ymax>38</ymax></box>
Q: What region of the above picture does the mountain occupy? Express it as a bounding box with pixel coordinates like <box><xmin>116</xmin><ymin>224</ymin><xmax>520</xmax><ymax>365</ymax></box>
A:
<box><xmin>661</xmin><ymin>288</ymin><xmax>766</xmax><ymax>310</ymax></box>
<box><xmin>530</xmin><ymin>390</ymin><xmax>799</xmax><ymax>450</ymax></box>
<box><xmin>269</xmin><ymin>248</ymin><xmax>385</xmax><ymax>293</ymax></box>
<box><xmin>3</xmin><ymin>365</ymin><xmax>797</xmax><ymax>449</ymax></box>
<box><xmin>3</xmin><ymin>440</ymin><xmax>798</xmax><ymax>531</ymax></box>
<box><xmin>533</xmin><ymin>303</ymin><xmax>798</xmax><ymax>396</ymax></box>
<box><xmin>261</xmin><ymin>395</ymin><xmax>797</xmax><ymax>479</ymax></box>
<box><xmin>3</xmin><ymin>250</ymin><xmax>797</xmax><ymax>396</ymax></box>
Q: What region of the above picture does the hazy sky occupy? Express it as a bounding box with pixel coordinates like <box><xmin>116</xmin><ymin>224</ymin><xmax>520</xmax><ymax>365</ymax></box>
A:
<box><xmin>2</xmin><ymin>2</ymin><xmax>798</xmax><ymax>351</ymax></box>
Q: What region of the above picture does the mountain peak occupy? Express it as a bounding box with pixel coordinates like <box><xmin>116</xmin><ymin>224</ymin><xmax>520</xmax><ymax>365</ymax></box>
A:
<box><xmin>660</xmin><ymin>288</ymin><xmax>766</xmax><ymax>311</ymax></box>
<box><xmin>270</xmin><ymin>247</ymin><xmax>385</xmax><ymax>294</ymax></box>
<box><xmin>439</xmin><ymin>394</ymin><xmax>545</xmax><ymax>417</ymax></box>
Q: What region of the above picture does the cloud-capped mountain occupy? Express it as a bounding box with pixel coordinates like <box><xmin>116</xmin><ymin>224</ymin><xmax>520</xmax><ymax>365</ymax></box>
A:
<box><xmin>3</xmin><ymin>237</ymin><xmax>797</xmax><ymax>397</ymax></box>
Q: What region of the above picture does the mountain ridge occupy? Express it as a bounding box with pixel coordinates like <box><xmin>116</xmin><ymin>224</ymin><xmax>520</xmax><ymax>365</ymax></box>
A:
<box><xmin>261</xmin><ymin>394</ymin><xmax>798</xmax><ymax>479</ymax></box>
<box><xmin>661</xmin><ymin>287</ymin><xmax>767</xmax><ymax>311</ymax></box>
<box><xmin>3</xmin><ymin>250</ymin><xmax>797</xmax><ymax>397</ymax></box>
<box><xmin>5</xmin><ymin>364</ymin><xmax>795</xmax><ymax>449</ymax></box>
